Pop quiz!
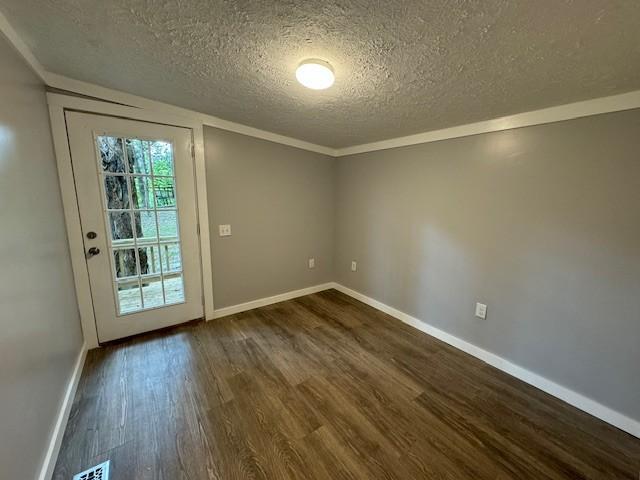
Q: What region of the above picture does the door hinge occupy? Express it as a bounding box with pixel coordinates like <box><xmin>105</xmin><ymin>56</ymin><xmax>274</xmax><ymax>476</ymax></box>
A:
<box><xmin>191</xmin><ymin>142</ymin><xmax>195</xmax><ymax>157</ymax></box>
<box><xmin>197</xmin><ymin>223</ymin><xmax>200</xmax><ymax>236</ymax></box>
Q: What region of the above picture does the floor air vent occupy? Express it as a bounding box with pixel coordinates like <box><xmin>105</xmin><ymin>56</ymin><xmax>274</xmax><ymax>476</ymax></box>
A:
<box><xmin>73</xmin><ymin>460</ymin><xmax>109</xmax><ymax>480</ymax></box>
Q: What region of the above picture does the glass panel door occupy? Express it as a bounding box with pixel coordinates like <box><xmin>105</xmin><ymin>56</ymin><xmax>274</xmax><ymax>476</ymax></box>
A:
<box><xmin>67</xmin><ymin>111</ymin><xmax>202</xmax><ymax>342</ymax></box>
<box><xmin>96</xmin><ymin>135</ymin><xmax>186</xmax><ymax>315</ymax></box>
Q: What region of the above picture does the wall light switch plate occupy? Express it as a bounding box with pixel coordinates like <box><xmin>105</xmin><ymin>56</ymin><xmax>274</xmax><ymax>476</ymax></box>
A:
<box><xmin>308</xmin><ymin>258</ymin><xmax>315</xmax><ymax>269</ymax></box>
<box><xmin>351</xmin><ymin>261</ymin><xmax>357</xmax><ymax>272</ymax></box>
<box><xmin>219</xmin><ymin>224</ymin><xmax>231</xmax><ymax>237</ymax></box>
<box><xmin>475</xmin><ymin>302</ymin><xmax>487</xmax><ymax>320</ymax></box>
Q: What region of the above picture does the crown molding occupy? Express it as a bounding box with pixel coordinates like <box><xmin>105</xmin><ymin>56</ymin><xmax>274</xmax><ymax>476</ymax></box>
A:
<box><xmin>3</xmin><ymin>7</ymin><xmax>640</xmax><ymax>158</ymax></box>
<box><xmin>45</xmin><ymin>73</ymin><xmax>640</xmax><ymax>158</ymax></box>
<box><xmin>44</xmin><ymin>72</ymin><xmax>336</xmax><ymax>156</ymax></box>
<box><xmin>334</xmin><ymin>90</ymin><xmax>640</xmax><ymax>157</ymax></box>
<box><xmin>0</xmin><ymin>9</ymin><xmax>46</xmax><ymax>82</ymax></box>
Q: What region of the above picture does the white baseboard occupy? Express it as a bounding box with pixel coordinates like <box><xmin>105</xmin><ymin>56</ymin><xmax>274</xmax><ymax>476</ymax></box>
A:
<box><xmin>38</xmin><ymin>344</ymin><xmax>88</xmax><ymax>480</ymax></box>
<box><xmin>38</xmin><ymin>283</ymin><xmax>639</xmax><ymax>480</ymax></box>
<box><xmin>332</xmin><ymin>283</ymin><xmax>640</xmax><ymax>439</ymax></box>
<box><xmin>211</xmin><ymin>282</ymin><xmax>335</xmax><ymax>319</ymax></box>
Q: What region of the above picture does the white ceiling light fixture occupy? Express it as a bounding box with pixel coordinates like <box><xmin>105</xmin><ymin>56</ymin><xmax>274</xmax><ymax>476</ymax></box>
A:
<box><xmin>296</xmin><ymin>59</ymin><xmax>335</xmax><ymax>90</ymax></box>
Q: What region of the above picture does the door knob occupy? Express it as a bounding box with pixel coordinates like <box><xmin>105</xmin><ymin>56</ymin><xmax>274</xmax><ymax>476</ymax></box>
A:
<box><xmin>87</xmin><ymin>247</ymin><xmax>101</xmax><ymax>257</ymax></box>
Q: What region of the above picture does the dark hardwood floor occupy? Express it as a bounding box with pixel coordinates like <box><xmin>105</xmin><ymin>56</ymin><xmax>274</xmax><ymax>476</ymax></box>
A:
<box><xmin>53</xmin><ymin>289</ymin><xmax>640</xmax><ymax>479</ymax></box>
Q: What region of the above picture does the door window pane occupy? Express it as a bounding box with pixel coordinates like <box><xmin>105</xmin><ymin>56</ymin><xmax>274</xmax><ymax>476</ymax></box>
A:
<box><xmin>118</xmin><ymin>281</ymin><xmax>142</xmax><ymax>314</ymax></box>
<box><xmin>134</xmin><ymin>211</ymin><xmax>158</xmax><ymax>241</ymax></box>
<box><xmin>157</xmin><ymin>210</ymin><xmax>178</xmax><ymax>239</ymax></box>
<box><xmin>141</xmin><ymin>276</ymin><xmax>165</xmax><ymax>309</ymax></box>
<box><xmin>104</xmin><ymin>175</ymin><xmax>130</xmax><ymax>209</ymax></box>
<box><xmin>153</xmin><ymin>177</ymin><xmax>176</xmax><ymax>208</ymax></box>
<box><xmin>126</xmin><ymin>139</ymin><xmax>151</xmax><ymax>174</ymax></box>
<box><xmin>131</xmin><ymin>176</ymin><xmax>154</xmax><ymax>209</ymax></box>
<box><xmin>98</xmin><ymin>136</ymin><xmax>127</xmax><ymax>173</ymax></box>
<box><xmin>138</xmin><ymin>245</ymin><xmax>162</xmax><ymax>276</ymax></box>
<box><xmin>96</xmin><ymin>135</ymin><xmax>187</xmax><ymax>315</ymax></box>
<box><xmin>160</xmin><ymin>243</ymin><xmax>182</xmax><ymax>273</ymax></box>
<box><xmin>113</xmin><ymin>249</ymin><xmax>138</xmax><ymax>278</ymax></box>
<box><xmin>164</xmin><ymin>275</ymin><xmax>185</xmax><ymax>305</ymax></box>
<box><xmin>109</xmin><ymin>211</ymin><xmax>134</xmax><ymax>241</ymax></box>
<box><xmin>150</xmin><ymin>141</ymin><xmax>174</xmax><ymax>176</ymax></box>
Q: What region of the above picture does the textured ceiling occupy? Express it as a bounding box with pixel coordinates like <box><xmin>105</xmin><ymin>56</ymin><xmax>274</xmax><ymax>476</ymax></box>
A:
<box><xmin>2</xmin><ymin>1</ymin><xmax>640</xmax><ymax>148</ymax></box>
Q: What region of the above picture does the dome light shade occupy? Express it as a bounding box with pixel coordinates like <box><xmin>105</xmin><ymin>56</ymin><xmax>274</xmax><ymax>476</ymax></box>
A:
<box><xmin>296</xmin><ymin>60</ymin><xmax>335</xmax><ymax>90</ymax></box>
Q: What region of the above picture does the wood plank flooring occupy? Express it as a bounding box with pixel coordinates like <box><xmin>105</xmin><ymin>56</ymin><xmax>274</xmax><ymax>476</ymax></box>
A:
<box><xmin>53</xmin><ymin>289</ymin><xmax>640</xmax><ymax>479</ymax></box>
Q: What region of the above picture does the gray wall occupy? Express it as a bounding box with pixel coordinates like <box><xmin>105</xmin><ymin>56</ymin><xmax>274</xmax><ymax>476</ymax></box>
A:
<box><xmin>0</xmin><ymin>35</ymin><xmax>83</xmax><ymax>478</ymax></box>
<box><xmin>335</xmin><ymin>109</ymin><xmax>640</xmax><ymax>421</ymax></box>
<box><xmin>204</xmin><ymin>127</ymin><xmax>335</xmax><ymax>308</ymax></box>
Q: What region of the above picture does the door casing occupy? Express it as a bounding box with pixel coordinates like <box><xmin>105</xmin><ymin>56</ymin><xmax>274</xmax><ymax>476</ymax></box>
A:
<box><xmin>48</xmin><ymin>93</ymin><xmax>215</xmax><ymax>348</ymax></box>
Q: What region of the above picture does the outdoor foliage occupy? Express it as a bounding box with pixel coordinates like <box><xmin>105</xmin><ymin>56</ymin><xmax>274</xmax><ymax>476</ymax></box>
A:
<box><xmin>98</xmin><ymin>136</ymin><xmax>176</xmax><ymax>279</ymax></box>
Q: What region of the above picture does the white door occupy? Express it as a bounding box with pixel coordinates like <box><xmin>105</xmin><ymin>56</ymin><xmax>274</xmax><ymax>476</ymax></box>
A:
<box><xmin>66</xmin><ymin>112</ymin><xmax>203</xmax><ymax>342</ymax></box>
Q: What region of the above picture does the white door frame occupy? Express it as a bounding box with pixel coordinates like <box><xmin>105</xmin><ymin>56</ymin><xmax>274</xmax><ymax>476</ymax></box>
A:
<box><xmin>47</xmin><ymin>93</ymin><xmax>215</xmax><ymax>348</ymax></box>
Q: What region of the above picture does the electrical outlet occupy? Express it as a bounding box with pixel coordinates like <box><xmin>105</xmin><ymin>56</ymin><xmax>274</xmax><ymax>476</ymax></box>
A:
<box><xmin>308</xmin><ymin>258</ymin><xmax>315</xmax><ymax>269</ymax></box>
<box><xmin>218</xmin><ymin>224</ymin><xmax>231</xmax><ymax>237</ymax></box>
<box><xmin>351</xmin><ymin>261</ymin><xmax>357</xmax><ymax>272</ymax></box>
<box><xmin>475</xmin><ymin>302</ymin><xmax>487</xmax><ymax>320</ymax></box>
